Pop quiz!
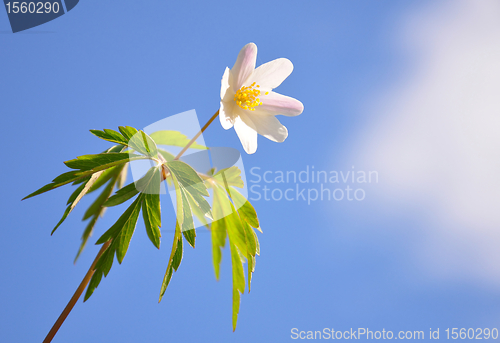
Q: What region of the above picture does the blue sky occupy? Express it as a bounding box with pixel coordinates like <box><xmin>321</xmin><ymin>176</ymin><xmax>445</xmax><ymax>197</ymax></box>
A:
<box><xmin>2</xmin><ymin>0</ymin><xmax>500</xmax><ymax>342</ymax></box>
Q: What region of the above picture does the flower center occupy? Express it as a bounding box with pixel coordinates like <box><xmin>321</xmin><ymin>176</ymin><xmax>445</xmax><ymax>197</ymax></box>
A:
<box><xmin>234</xmin><ymin>82</ymin><xmax>268</xmax><ymax>111</ymax></box>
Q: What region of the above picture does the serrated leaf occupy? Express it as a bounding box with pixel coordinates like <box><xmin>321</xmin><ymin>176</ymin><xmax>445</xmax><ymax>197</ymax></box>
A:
<box><xmin>230</xmin><ymin>241</ymin><xmax>245</xmax><ymax>331</ymax></box>
<box><xmin>184</xmin><ymin>184</ymin><xmax>212</xmax><ymax>220</ymax></box>
<box><xmin>166</xmin><ymin>160</ymin><xmax>209</xmax><ymax>197</ymax></box>
<box><xmin>128</xmin><ymin>130</ymin><xmax>158</xmax><ymax>158</ymax></box>
<box><xmin>186</xmin><ymin>190</ymin><xmax>210</xmax><ymax>229</ymax></box>
<box><xmin>210</xmin><ymin>186</ymin><xmax>233</xmax><ymax>279</ymax></box>
<box><xmin>213</xmin><ymin>166</ymin><xmax>244</xmax><ymax>188</ymax></box>
<box><xmin>211</xmin><ymin>217</ymin><xmax>226</xmax><ymax>281</ymax></box>
<box><xmin>247</xmin><ymin>254</ymin><xmax>255</xmax><ymax>292</ymax></box>
<box><xmin>118</xmin><ymin>126</ymin><xmax>138</xmax><ymax>141</ymax></box>
<box><xmin>171</xmin><ymin>173</ymin><xmax>195</xmax><ymax>246</ymax></box>
<box><xmin>227</xmin><ymin>187</ymin><xmax>260</xmax><ymax>229</ymax></box>
<box><xmin>225</xmin><ymin>199</ymin><xmax>247</xmax><ymax>259</ymax></box>
<box><xmin>103</xmin><ymin>129</ymin><xmax>127</xmax><ymax>144</ymax></box>
<box><xmin>166</xmin><ymin>160</ymin><xmax>212</xmax><ymax>249</ymax></box>
<box><xmin>242</xmin><ymin>220</ymin><xmax>257</xmax><ymax>257</ymax></box>
<box><xmin>149</xmin><ymin>130</ymin><xmax>206</xmax><ymax>150</ymax></box>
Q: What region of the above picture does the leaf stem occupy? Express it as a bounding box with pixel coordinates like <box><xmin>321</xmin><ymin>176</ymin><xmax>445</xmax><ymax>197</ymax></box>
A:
<box><xmin>174</xmin><ymin>109</ymin><xmax>219</xmax><ymax>160</ymax></box>
<box><xmin>43</xmin><ymin>240</ymin><xmax>112</xmax><ymax>343</ymax></box>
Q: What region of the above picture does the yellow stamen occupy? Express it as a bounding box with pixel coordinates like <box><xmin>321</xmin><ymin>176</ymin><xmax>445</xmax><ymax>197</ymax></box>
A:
<box><xmin>234</xmin><ymin>83</ymin><xmax>267</xmax><ymax>111</ymax></box>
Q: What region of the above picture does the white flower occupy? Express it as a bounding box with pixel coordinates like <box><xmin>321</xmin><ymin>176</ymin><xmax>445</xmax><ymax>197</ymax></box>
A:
<box><xmin>219</xmin><ymin>43</ymin><xmax>304</xmax><ymax>154</ymax></box>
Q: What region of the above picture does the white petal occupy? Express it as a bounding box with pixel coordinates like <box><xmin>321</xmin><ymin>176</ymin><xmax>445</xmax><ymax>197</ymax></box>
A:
<box><xmin>220</xmin><ymin>67</ymin><xmax>231</xmax><ymax>100</ymax></box>
<box><xmin>219</xmin><ymin>100</ymin><xmax>235</xmax><ymax>130</ymax></box>
<box><xmin>247</xmin><ymin>113</ymin><xmax>288</xmax><ymax>143</ymax></box>
<box><xmin>256</xmin><ymin>91</ymin><xmax>304</xmax><ymax>117</ymax></box>
<box><xmin>231</xmin><ymin>43</ymin><xmax>257</xmax><ymax>90</ymax></box>
<box><xmin>248</xmin><ymin>58</ymin><xmax>293</xmax><ymax>89</ymax></box>
<box><xmin>234</xmin><ymin>112</ymin><xmax>258</xmax><ymax>154</ymax></box>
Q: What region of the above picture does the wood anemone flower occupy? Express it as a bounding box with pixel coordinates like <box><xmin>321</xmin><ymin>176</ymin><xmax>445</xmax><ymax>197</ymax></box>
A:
<box><xmin>219</xmin><ymin>42</ymin><xmax>304</xmax><ymax>154</ymax></box>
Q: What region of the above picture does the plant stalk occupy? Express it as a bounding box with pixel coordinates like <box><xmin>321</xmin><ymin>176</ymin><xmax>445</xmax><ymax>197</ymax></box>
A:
<box><xmin>174</xmin><ymin>109</ymin><xmax>219</xmax><ymax>160</ymax></box>
<box><xmin>43</xmin><ymin>240</ymin><xmax>111</xmax><ymax>343</ymax></box>
<box><xmin>43</xmin><ymin>109</ymin><xmax>220</xmax><ymax>342</ymax></box>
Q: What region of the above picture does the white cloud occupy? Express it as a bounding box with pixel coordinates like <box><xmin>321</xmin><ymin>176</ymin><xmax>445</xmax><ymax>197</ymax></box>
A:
<box><xmin>350</xmin><ymin>0</ymin><xmax>500</xmax><ymax>285</ymax></box>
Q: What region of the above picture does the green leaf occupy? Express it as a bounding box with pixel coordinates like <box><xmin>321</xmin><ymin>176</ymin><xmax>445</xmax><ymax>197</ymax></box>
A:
<box><xmin>186</xmin><ymin>190</ymin><xmax>210</xmax><ymax>229</ymax></box>
<box><xmin>103</xmin><ymin>182</ymin><xmax>139</xmax><ymax>207</ymax></box>
<box><xmin>128</xmin><ymin>130</ymin><xmax>158</xmax><ymax>158</ymax></box>
<box><xmin>184</xmin><ymin>183</ymin><xmax>212</xmax><ymax>220</ymax></box>
<box><xmin>64</xmin><ymin>153</ymin><xmax>142</xmax><ymax>171</ymax></box>
<box><xmin>66</xmin><ymin>182</ymin><xmax>87</xmax><ymax>205</ymax></box>
<box><xmin>83</xmin><ymin>168</ymin><xmax>123</xmax><ymax>220</ymax></box>
<box><xmin>247</xmin><ymin>254</ymin><xmax>255</xmax><ymax>293</ymax></box>
<box><xmin>211</xmin><ymin>217</ymin><xmax>226</xmax><ymax>281</ymax></box>
<box><xmin>242</xmin><ymin>220</ymin><xmax>259</xmax><ymax>292</ymax></box>
<box><xmin>24</xmin><ymin>154</ymin><xmax>146</xmax><ymax>200</ymax></box>
<box><xmin>76</xmin><ymin>215</ymin><xmax>99</xmax><ymax>262</ymax></box>
<box><xmin>167</xmin><ymin>160</ymin><xmax>212</xmax><ymax>248</ymax></box>
<box><xmin>142</xmin><ymin>199</ymin><xmax>161</xmax><ymax>249</ymax></box>
<box><xmin>115</xmin><ymin>196</ymin><xmax>142</xmax><ymax>263</ymax></box>
<box><xmin>90</xmin><ymin>129</ymin><xmax>127</xmax><ymax>146</ymax></box>
<box><xmin>172</xmin><ymin>234</ymin><xmax>183</xmax><ymax>271</ymax></box>
<box><xmin>166</xmin><ymin>160</ymin><xmax>209</xmax><ymax>197</ymax></box>
<box><xmin>171</xmin><ymin>172</ymin><xmax>196</xmax><ymax>246</ymax></box>
<box><xmin>230</xmin><ymin>241</ymin><xmax>245</xmax><ymax>331</ymax></box>
<box><xmin>149</xmin><ymin>130</ymin><xmax>206</xmax><ymax>150</ymax></box>
<box><xmin>76</xmin><ymin>168</ymin><xmax>124</xmax><ymax>262</ymax></box>
<box><xmin>242</xmin><ymin>221</ymin><xmax>257</xmax><ymax>257</ymax></box>
<box><xmin>158</xmin><ymin>149</ymin><xmax>175</xmax><ymax>162</ymax></box>
<box><xmin>22</xmin><ymin>170</ymin><xmax>86</xmax><ymax>200</ymax></box>
<box><xmin>213</xmin><ymin>166</ymin><xmax>244</xmax><ymax>188</ymax></box>
<box><xmin>86</xmin><ymin>165</ymin><xmax>122</xmax><ymax>194</ymax></box>
<box><xmin>210</xmin><ymin>186</ymin><xmax>233</xmax><ymax>279</ymax></box>
<box><xmin>227</xmin><ymin>186</ymin><xmax>260</xmax><ymax>229</ymax></box>
<box><xmin>118</xmin><ymin>126</ymin><xmax>138</xmax><ymax>141</ymax></box>
<box><xmin>96</xmin><ymin>195</ymin><xmax>143</xmax><ymax>245</ymax></box>
<box><xmin>99</xmin><ymin>246</ymin><xmax>115</xmax><ymax>277</ymax></box>
<box><xmin>52</xmin><ymin>171</ymin><xmax>103</xmax><ymax>235</ymax></box>
<box><xmin>224</xmin><ymin>199</ymin><xmax>248</xmax><ymax>259</ymax></box>
<box><xmin>84</xmin><ymin>269</ymin><xmax>103</xmax><ymax>302</ymax></box>
<box><xmin>52</xmin><ymin>206</ymin><xmax>72</xmax><ymax>235</ymax></box>
<box><xmin>159</xmin><ymin>226</ymin><xmax>183</xmax><ymax>302</ymax></box>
